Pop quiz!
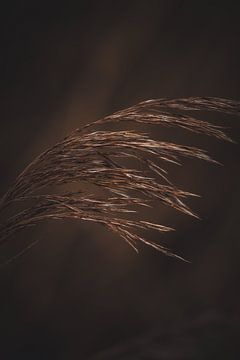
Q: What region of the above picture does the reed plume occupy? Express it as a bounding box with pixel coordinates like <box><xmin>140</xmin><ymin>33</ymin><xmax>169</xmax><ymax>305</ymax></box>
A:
<box><xmin>0</xmin><ymin>97</ymin><xmax>239</xmax><ymax>261</ymax></box>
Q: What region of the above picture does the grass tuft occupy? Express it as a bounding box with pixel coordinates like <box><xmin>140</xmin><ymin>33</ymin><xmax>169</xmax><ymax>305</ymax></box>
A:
<box><xmin>0</xmin><ymin>97</ymin><xmax>239</xmax><ymax>260</ymax></box>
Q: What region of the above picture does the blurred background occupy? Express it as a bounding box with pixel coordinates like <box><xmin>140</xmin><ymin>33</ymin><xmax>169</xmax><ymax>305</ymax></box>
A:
<box><xmin>0</xmin><ymin>1</ymin><xmax>240</xmax><ymax>359</ymax></box>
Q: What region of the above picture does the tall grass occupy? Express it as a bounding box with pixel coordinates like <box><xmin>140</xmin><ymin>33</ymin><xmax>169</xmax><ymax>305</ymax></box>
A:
<box><xmin>0</xmin><ymin>97</ymin><xmax>239</xmax><ymax>260</ymax></box>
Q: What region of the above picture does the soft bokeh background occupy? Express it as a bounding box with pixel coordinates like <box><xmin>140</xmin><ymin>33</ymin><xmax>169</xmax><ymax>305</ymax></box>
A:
<box><xmin>0</xmin><ymin>1</ymin><xmax>240</xmax><ymax>359</ymax></box>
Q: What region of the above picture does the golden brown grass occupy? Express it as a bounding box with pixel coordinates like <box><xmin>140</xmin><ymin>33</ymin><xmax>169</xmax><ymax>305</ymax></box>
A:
<box><xmin>0</xmin><ymin>97</ymin><xmax>239</xmax><ymax>261</ymax></box>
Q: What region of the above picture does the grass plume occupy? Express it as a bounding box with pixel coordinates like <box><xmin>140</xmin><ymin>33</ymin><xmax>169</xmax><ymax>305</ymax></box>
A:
<box><xmin>0</xmin><ymin>97</ymin><xmax>239</xmax><ymax>261</ymax></box>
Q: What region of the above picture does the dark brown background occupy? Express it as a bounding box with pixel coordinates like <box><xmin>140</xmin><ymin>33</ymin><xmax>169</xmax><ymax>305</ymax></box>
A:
<box><xmin>0</xmin><ymin>1</ymin><xmax>240</xmax><ymax>359</ymax></box>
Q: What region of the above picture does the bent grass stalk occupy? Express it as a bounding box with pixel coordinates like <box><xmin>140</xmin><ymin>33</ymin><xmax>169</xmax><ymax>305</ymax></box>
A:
<box><xmin>0</xmin><ymin>97</ymin><xmax>239</xmax><ymax>261</ymax></box>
